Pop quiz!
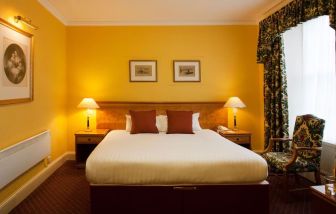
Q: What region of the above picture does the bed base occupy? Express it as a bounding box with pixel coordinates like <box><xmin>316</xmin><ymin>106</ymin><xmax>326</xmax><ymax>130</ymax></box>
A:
<box><xmin>90</xmin><ymin>182</ymin><xmax>269</xmax><ymax>214</ymax></box>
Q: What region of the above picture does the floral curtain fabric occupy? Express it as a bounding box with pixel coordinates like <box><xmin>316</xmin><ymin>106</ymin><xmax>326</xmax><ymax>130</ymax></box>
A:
<box><xmin>263</xmin><ymin>36</ymin><xmax>289</xmax><ymax>151</ymax></box>
<box><xmin>257</xmin><ymin>0</ymin><xmax>336</xmax><ymax>149</ymax></box>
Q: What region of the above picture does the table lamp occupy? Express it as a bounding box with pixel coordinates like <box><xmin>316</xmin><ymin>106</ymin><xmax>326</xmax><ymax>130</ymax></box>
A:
<box><xmin>224</xmin><ymin>97</ymin><xmax>246</xmax><ymax>130</ymax></box>
<box><xmin>77</xmin><ymin>98</ymin><xmax>99</xmax><ymax>132</ymax></box>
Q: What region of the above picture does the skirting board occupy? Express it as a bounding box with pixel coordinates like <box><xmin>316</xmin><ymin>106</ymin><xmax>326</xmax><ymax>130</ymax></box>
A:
<box><xmin>0</xmin><ymin>151</ymin><xmax>75</xmax><ymax>214</ymax></box>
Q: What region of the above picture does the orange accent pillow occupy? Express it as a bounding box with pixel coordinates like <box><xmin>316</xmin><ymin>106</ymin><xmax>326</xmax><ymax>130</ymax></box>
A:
<box><xmin>130</xmin><ymin>110</ymin><xmax>159</xmax><ymax>134</ymax></box>
<box><xmin>166</xmin><ymin>110</ymin><xmax>194</xmax><ymax>134</ymax></box>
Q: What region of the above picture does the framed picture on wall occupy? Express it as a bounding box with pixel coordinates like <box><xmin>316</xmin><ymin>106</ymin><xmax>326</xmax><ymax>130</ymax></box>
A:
<box><xmin>129</xmin><ymin>60</ymin><xmax>157</xmax><ymax>82</ymax></box>
<box><xmin>173</xmin><ymin>60</ymin><xmax>201</xmax><ymax>82</ymax></box>
<box><xmin>0</xmin><ymin>18</ymin><xmax>33</xmax><ymax>105</ymax></box>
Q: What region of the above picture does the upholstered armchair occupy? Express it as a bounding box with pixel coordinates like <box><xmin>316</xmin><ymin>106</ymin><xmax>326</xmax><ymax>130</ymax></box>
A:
<box><xmin>259</xmin><ymin>114</ymin><xmax>325</xmax><ymax>184</ymax></box>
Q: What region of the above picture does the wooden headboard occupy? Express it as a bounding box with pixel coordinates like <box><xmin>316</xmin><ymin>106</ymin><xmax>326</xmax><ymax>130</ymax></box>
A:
<box><xmin>96</xmin><ymin>102</ymin><xmax>227</xmax><ymax>130</ymax></box>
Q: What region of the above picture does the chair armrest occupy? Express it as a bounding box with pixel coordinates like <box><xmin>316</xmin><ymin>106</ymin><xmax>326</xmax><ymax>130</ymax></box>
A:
<box><xmin>271</xmin><ymin>138</ymin><xmax>292</xmax><ymax>141</ymax></box>
<box><xmin>257</xmin><ymin>138</ymin><xmax>292</xmax><ymax>155</ymax></box>
<box><xmin>284</xmin><ymin>146</ymin><xmax>322</xmax><ymax>170</ymax></box>
<box><xmin>294</xmin><ymin>146</ymin><xmax>322</xmax><ymax>151</ymax></box>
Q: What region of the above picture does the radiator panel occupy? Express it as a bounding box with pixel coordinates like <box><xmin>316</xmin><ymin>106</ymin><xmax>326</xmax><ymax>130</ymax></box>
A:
<box><xmin>321</xmin><ymin>142</ymin><xmax>336</xmax><ymax>175</ymax></box>
<box><xmin>0</xmin><ymin>130</ymin><xmax>51</xmax><ymax>189</ymax></box>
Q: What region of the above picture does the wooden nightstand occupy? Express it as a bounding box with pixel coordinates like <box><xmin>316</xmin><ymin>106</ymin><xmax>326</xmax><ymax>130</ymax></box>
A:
<box><xmin>75</xmin><ymin>129</ymin><xmax>109</xmax><ymax>168</ymax></box>
<box><xmin>218</xmin><ymin>130</ymin><xmax>252</xmax><ymax>149</ymax></box>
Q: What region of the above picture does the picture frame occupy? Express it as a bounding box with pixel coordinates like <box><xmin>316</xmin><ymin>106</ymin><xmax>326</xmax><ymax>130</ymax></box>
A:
<box><xmin>173</xmin><ymin>60</ymin><xmax>201</xmax><ymax>82</ymax></box>
<box><xmin>129</xmin><ymin>60</ymin><xmax>157</xmax><ymax>82</ymax></box>
<box><xmin>0</xmin><ymin>18</ymin><xmax>33</xmax><ymax>105</ymax></box>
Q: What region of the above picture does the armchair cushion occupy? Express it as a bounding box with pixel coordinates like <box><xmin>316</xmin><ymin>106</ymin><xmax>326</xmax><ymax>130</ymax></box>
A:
<box><xmin>292</xmin><ymin>115</ymin><xmax>325</xmax><ymax>159</ymax></box>
<box><xmin>263</xmin><ymin>152</ymin><xmax>319</xmax><ymax>173</ymax></box>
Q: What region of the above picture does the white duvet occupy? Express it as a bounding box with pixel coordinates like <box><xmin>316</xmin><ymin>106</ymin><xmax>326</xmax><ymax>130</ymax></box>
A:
<box><xmin>86</xmin><ymin>130</ymin><xmax>268</xmax><ymax>185</ymax></box>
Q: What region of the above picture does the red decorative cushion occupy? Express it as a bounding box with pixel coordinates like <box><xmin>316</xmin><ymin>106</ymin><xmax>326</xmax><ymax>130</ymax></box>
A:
<box><xmin>129</xmin><ymin>110</ymin><xmax>159</xmax><ymax>134</ymax></box>
<box><xmin>166</xmin><ymin>110</ymin><xmax>194</xmax><ymax>134</ymax></box>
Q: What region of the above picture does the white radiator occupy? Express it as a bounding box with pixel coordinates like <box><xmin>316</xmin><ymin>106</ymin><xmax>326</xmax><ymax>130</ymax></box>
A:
<box><xmin>0</xmin><ymin>130</ymin><xmax>51</xmax><ymax>189</ymax></box>
<box><xmin>321</xmin><ymin>141</ymin><xmax>336</xmax><ymax>175</ymax></box>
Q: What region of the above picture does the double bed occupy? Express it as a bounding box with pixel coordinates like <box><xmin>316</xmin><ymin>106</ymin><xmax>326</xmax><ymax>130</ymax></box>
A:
<box><xmin>86</xmin><ymin>102</ymin><xmax>269</xmax><ymax>214</ymax></box>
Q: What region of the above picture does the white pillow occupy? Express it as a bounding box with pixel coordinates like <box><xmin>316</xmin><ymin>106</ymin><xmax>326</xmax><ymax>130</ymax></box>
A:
<box><xmin>125</xmin><ymin>115</ymin><xmax>132</xmax><ymax>132</ymax></box>
<box><xmin>125</xmin><ymin>115</ymin><xmax>165</xmax><ymax>132</ymax></box>
<box><xmin>157</xmin><ymin>115</ymin><xmax>168</xmax><ymax>132</ymax></box>
<box><xmin>192</xmin><ymin>112</ymin><xmax>202</xmax><ymax>131</ymax></box>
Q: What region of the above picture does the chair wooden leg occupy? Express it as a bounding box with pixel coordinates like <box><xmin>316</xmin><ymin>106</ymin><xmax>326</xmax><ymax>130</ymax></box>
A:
<box><xmin>314</xmin><ymin>171</ymin><xmax>321</xmax><ymax>184</ymax></box>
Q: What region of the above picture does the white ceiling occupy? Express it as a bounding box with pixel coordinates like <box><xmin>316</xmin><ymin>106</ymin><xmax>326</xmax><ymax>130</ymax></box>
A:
<box><xmin>38</xmin><ymin>0</ymin><xmax>284</xmax><ymax>26</ymax></box>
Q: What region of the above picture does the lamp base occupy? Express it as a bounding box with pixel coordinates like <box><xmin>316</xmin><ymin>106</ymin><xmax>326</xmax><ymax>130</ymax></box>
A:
<box><xmin>233</xmin><ymin>115</ymin><xmax>238</xmax><ymax>131</ymax></box>
<box><xmin>85</xmin><ymin>116</ymin><xmax>92</xmax><ymax>132</ymax></box>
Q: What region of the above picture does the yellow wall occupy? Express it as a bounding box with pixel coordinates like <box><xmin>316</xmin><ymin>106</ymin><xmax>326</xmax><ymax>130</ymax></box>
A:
<box><xmin>67</xmin><ymin>26</ymin><xmax>264</xmax><ymax>150</ymax></box>
<box><xmin>0</xmin><ymin>0</ymin><xmax>67</xmax><ymax>203</ymax></box>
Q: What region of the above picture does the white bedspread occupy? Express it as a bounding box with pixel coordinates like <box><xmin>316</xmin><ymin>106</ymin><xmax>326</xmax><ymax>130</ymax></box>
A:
<box><xmin>86</xmin><ymin>130</ymin><xmax>268</xmax><ymax>185</ymax></box>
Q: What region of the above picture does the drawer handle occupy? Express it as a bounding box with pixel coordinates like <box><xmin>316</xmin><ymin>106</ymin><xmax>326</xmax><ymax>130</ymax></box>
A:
<box><xmin>173</xmin><ymin>186</ymin><xmax>198</xmax><ymax>191</ymax></box>
<box><xmin>236</xmin><ymin>138</ymin><xmax>240</xmax><ymax>141</ymax></box>
<box><xmin>88</xmin><ymin>138</ymin><xmax>91</xmax><ymax>142</ymax></box>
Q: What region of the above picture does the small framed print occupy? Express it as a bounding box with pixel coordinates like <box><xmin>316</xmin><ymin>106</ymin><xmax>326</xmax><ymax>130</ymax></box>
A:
<box><xmin>129</xmin><ymin>60</ymin><xmax>157</xmax><ymax>82</ymax></box>
<box><xmin>0</xmin><ymin>18</ymin><xmax>33</xmax><ymax>105</ymax></box>
<box><xmin>173</xmin><ymin>60</ymin><xmax>201</xmax><ymax>82</ymax></box>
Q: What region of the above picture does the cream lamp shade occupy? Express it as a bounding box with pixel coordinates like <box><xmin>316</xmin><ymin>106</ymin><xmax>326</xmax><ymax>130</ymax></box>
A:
<box><xmin>77</xmin><ymin>98</ymin><xmax>99</xmax><ymax>131</ymax></box>
<box><xmin>224</xmin><ymin>97</ymin><xmax>246</xmax><ymax>130</ymax></box>
<box><xmin>224</xmin><ymin>97</ymin><xmax>246</xmax><ymax>108</ymax></box>
<box><xmin>77</xmin><ymin>98</ymin><xmax>99</xmax><ymax>109</ymax></box>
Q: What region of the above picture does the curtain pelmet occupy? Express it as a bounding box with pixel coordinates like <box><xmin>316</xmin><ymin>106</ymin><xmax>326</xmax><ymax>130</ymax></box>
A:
<box><xmin>258</xmin><ymin>0</ymin><xmax>335</xmax><ymax>64</ymax></box>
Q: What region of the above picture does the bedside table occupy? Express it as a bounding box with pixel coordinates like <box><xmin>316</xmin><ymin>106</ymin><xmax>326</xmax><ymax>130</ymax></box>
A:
<box><xmin>218</xmin><ymin>130</ymin><xmax>251</xmax><ymax>149</ymax></box>
<box><xmin>75</xmin><ymin>129</ymin><xmax>109</xmax><ymax>168</ymax></box>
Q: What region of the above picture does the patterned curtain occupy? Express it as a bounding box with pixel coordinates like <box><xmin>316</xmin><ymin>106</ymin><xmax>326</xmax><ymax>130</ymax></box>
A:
<box><xmin>263</xmin><ymin>36</ymin><xmax>289</xmax><ymax>151</ymax></box>
<box><xmin>257</xmin><ymin>0</ymin><xmax>336</xmax><ymax>149</ymax></box>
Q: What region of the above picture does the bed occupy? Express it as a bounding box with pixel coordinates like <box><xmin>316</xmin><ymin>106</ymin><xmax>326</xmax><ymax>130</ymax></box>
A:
<box><xmin>87</xmin><ymin>102</ymin><xmax>269</xmax><ymax>214</ymax></box>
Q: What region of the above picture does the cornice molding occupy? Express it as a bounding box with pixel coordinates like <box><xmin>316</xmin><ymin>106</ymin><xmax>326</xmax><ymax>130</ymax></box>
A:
<box><xmin>38</xmin><ymin>0</ymin><xmax>261</xmax><ymax>26</ymax></box>
<box><xmin>66</xmin><ymin>20</ymin><xmax>258</xmax><ymax>26</ymax></box>
<box><xmin>38</xmin><ymin>0</ymin><xmax>68</xmax><ymax>25</ymax></box>
<box><xmin>257</xmin><ymin>0</ymin><xmax>294</xmax><ymax>22</ymax></box>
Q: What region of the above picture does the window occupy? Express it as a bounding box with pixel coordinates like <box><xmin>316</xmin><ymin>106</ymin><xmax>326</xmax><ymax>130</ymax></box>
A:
<box><xmin>284</xmin><ymin>15</ymin><xmax>336</xmax><ymax>144</ymax></box>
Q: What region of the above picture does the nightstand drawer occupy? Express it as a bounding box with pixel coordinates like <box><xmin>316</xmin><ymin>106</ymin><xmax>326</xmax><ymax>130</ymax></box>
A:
<box><xmin>76</xmin><ymin>136</ymin><xmax>104</xmax><ymax>144</ymax></box>
<box><xmin>225</xmin><ymin>135</ymin><xmax>250</xmax><ymax>144</ymax></box>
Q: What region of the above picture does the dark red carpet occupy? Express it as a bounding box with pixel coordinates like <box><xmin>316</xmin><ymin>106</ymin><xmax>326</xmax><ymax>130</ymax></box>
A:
<box><xmin>11</xmin><ymin>161</ymin><xmax>313</xmax><ymax>214</ymax></box>
<box><xmin>11</xmin><ymin>161</ymin><xmax>90</xmax><ymax>214</ymax></box>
